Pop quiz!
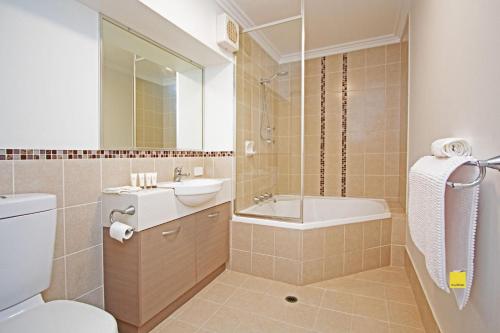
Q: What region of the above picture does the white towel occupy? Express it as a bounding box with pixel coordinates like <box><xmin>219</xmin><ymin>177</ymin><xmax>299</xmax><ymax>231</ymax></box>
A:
<box><xmin>445</xmin><ymin>165</ymin><xmax>480</xmax><ymax>309</ymax></box>
<box><xmin>102</xmin><ymin>186</ymin><xmax>142</xmax><ymax>194</ymax></box>
<box><xmin>431</xmin><ymin>138</ymin><xmax>472</xmax><ymax>157</ymax></box>
<box><xmin>408</xmin><ymin>156</ymin><xmax>479</xmax><ymax>309</ymax></box>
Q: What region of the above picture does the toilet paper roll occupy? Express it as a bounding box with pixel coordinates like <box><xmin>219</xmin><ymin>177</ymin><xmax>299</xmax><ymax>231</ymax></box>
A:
<box><xmin>110</xmin><ymin>222</ymin><xmax>134</xmax><ymax>243</ymax></box>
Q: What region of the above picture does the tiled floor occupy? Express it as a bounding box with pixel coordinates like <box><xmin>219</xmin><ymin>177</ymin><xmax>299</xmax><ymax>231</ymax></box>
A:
<box><xmin>151</xmin><ymin>266</ymin><xmax>425</xmax><ymax>333</ymax></box>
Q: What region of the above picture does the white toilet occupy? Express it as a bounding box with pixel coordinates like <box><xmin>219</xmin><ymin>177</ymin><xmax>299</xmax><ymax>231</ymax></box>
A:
<box><xmin>0</xmin><ymin>194</ymin><xmax>118</xmax><ymax>333</ymax></box>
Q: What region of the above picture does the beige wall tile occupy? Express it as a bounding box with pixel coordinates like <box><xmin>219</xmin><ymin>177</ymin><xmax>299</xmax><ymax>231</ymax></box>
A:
<box><xmin>363</xmin><ymin>247</ymin><xmax>381</xmax><ymax>270</ymax></box>
<box><xmin>251</xmin><ymin>253</ymin><xmax>274</xmax><ymax>279</ymax></box>
<box><xmin>381</xmin><ymin>245</ymin><xmax>391</xmax><ymax>267</ymax></box>
<box><xmin>214</xmin><ymin>157</ymin><xmax>233</xmax><ymax>178</ymax></box>
<box><xmin>324</xmin><ymin>254</ymin><xmax>344</xmax><ymax>279</ymax></box>
<box><xmin>302</xmin><ymin>259</ymin><xmax>324</xmax><ymax>285</ymax></box>
<box><xmin>75</xmin><ymin>286</ymin><xmax>104</xmax><ymax>309</ymax></box>
<box><xmin>386</xmin><ymin>43</ymin><xmax>401</xmax><ymax>63</ymax></box>
<box><xmin>231</xmin><ymin>221</ymin><xmax>252</xmax><ymax>251</ymax></box>
<box><xmin>391</xmin><ymin>214</ymin><xmax>407</xmax><ymax>245</ymax></box>
<box><xmin>42</xmin><ymin>258</ymin><xmax>66</xmax><ymax>301</ymax></box>
<box><xmin>365</xmin><ymin>176</ymin><xmax>385</xmax><ymax>197</ymax></box>
<box><xmin>0</xmin><ymin>161</ymin><xmax>13</xmax><ymax>195</ymax></box>
<box><xmin>230</xmin><ymin>249</ymin><xmax>251</xmax><ymax>274</ymax></box>
<box><xmin>64</xmin><ymin>159</ymin><xmax>101</xmax><ymax>206</ymax></box>
<box><xmin>363</xmin><ymin>220</ymin><xmax>381</xmax><ymax>249</ymax></box>
<box><xmin>348</xmin><ymin>50</ymin><xmax>366</xmax><ymax>68</ymax></box>
<box><xmin>303</xmin><ymin>229</ymin><xmax>325</xmax><ymax>260</ymax></box>
<box><xmin>53</xmin><ymin>209</ymin><xmax>65</xmax><ymax>258</ymax></box>
<box><xmin>344</xmin><ymin>251</ymin><xmax>363</xmax><ymax>275</ymax></box>
<box><xmin>154</xmin><ymin>157</ymin><xmax>174</xmax><ymax>182</ymax></box>
<box><xmin>131</xmin><ymin>158</ymin><xmax>155</xmax><ymax>173</ymax></box>
<box><xmin>325</xmin><ymin>225</ymin><xmax>344</xmax><ymax>255</ymax></box>
<box><xmin>101</xmin><ymin>158</ymin><xmax>130</xmax><ymax>189</ymax></box>
<box><xmin>365</xmin><ymin>154</ymin><xmax>385</xmax><ymax>175</ymax></box>
<box><xmin>391</xmin><ymin>245</ymin><xmax>405</xmax><ymax>267</ymax></box>
<box><xmin>381</xmin><ymin>219</ymin><xmax>392</xmax><ymax>246</ymax></box>
<box><xmin>65</xmin><ymin>202</ymin><xmax>102</xmax><ymax>254</ymax></box>
<box><xmin>275</xmin><ymin>228</ymin><xmax>301</xmax><ymax>260</ymax></box>
<box><xmin>366</xmin><ymin>66</ymin><xmax>386</xmax><ymax>89</ymax></box>
<box><xmin>367</xmin><ymin>46</ymin><xmax>386</xmax><ymax>66</ymax></box>
<box><xmin>252</xmin><ymin>225</ymin><xmax>275</xmax><ymax>255</ymax></box>
<box><xmin>66</xmin><ymin>245</ymin><xmax>103</xmax><ymax>299</ymax></box>
<box><xmin>346</xmin><ymin>176</ymin><xmax>364</xmax><ymax>197</ymax></box>
<box><xmin>274</xmin><ymin>258</ymin><xmax>300</xmax><ymax>285</ymax></box>
<box><xmin>14</xmin><ymin>160</ymin><xmax>64</xmax><ymax>208</ymax></box>
<box><xmin>345</xmin><ymin>223</ymin><xmax>363</xmax><ymax>252</ymax></box>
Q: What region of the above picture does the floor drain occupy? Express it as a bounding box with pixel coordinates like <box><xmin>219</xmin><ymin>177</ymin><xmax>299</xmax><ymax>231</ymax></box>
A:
<box><xmin>285</xmin><ymin>296</ymin><xmax>298</xmax><ymax>303</ymax></box>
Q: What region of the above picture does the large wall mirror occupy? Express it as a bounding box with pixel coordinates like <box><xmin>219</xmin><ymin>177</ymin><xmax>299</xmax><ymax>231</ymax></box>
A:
<box><xmin>101</xmin><ymin>18</ymin><xmax>203</xmax><ymax>150</ymax></box>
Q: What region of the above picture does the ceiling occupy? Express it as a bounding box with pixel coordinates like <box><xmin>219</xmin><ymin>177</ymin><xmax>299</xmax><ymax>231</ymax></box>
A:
<box><xmin>217</xmin><ymin>0</ymin><xmax>409</xmax><ymax>63</ymax></box>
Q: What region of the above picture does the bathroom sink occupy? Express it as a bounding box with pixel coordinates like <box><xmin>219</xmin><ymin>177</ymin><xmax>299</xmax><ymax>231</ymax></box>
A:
<box><xmin>157</xmin><ymin>179</ymin><xmax>224</xmax><ymax>206</ymax></box>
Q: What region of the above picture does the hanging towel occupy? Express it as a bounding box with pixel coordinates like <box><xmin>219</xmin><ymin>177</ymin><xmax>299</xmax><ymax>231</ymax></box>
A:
<box><xmin>408</xmin><ymin>156</ymin><xmax>479</xmax><ymax>308</ymax></box>
<box><xmin>431</xmin><ymin>138</ymin><xmax>472</xmax><ymax>157</ymax></box>
<box><xmin>445</xmin><ymin>164</ymin><xmax>480</xmax><ymax>309</ymax></box>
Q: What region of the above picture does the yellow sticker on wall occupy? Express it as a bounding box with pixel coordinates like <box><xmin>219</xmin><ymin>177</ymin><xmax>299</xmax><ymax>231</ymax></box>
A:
<box><xmin>449</xmin><ymin>271</ymin><xmax>466</xmax><ymax>289</ymax></box>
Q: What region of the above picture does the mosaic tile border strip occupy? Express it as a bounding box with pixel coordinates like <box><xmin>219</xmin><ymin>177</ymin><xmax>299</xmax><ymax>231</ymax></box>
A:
<box><xmin>319</xmin><ymin>56</ymin><xmax>326</xmax><ymax>196</ymax></box>
<box><xmin>0</xmin><ymin>149</ymin><xmax>233</xmax><ymax>160</ymax></box>
<box><xmin>341</xmin><ymin>53</ymin><xmax>348</xmax><ymax>197</ymax></box>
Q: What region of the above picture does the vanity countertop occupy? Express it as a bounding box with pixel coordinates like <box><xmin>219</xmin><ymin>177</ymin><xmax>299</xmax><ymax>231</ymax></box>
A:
<box><xmin>102</xmin><ymin>178</ymin><xmax>232</xmax><ymax>231</ymax></box>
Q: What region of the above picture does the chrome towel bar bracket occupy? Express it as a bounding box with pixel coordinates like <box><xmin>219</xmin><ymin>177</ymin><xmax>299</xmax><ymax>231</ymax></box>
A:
<box><xmin>447</xmin><ymin>155</ymin><xmax>500</xmax><ymax>189</ymax></box>
<box><xmin>109</xmin><ymin>205</ymin><xmax>136</xmax><ymax>224</ymax></box>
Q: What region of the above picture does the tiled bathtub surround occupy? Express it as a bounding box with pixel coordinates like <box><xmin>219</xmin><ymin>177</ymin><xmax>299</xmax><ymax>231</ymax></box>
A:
<box><xmin>274</xmin><ymin>44</ymin><xmax>409</xmax><ymax>205</ymax></box>
<box><xmin>0</xmin><ymin>155</ymin><xmax>232</xmax><ymax>307</ymax></box>
<box><xmin>230</xmin><ymin>219</ymin><xmax>395</xmax><ymax>285</ymax></box>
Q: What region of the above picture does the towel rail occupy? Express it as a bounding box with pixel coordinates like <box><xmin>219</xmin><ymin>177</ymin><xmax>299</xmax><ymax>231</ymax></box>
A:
<box><xmin>446</xmin><ymin>156</ymin><xmax>500</xmax><ymax>189</ymax></box>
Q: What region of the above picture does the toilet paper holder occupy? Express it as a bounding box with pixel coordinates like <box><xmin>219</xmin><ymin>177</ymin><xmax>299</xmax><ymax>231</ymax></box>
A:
<box><xmin>109</xmin><ymin>205</ymin><xmax>136</xmax><ymax>227</ymax></box>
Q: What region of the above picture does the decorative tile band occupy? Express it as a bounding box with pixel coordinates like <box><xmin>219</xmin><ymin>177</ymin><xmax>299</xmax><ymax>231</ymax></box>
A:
<box><xmin>341</xmin><ymin>53</ymin><xmax>348</xmax><ymax>197</ymax></box>
<box><xmin>0</xmin><ymin>149</ymin><xmax>233</xmax><ymax>160</ymax></box>
<box><xmin>319</xmin><ymin>56</ymin><xmax>326</xmax><ymax>196</ymax></box>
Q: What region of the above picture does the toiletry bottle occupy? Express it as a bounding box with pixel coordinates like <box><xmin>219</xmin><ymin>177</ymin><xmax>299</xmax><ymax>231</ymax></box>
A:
<box><xmin>138</xmin><ymin>173</ymin><xmax>145</xmax><ymax>188</ymax></box>
<box><xmin>130</xmin><ymin>173</ymin><xmax>138</xmax><ymax>187</ymax></box>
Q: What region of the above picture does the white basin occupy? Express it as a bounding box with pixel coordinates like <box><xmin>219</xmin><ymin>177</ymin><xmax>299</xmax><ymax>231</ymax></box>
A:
<box><xmin>157</xmin><ymin>179</ymin><xmax>224</xmax><ymax>206</ymax></box>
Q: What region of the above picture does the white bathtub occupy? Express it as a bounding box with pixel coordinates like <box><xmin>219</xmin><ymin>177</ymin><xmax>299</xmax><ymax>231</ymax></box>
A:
<box><xmin>233</xmin><ymin>195</ymin><xmax>391</xmax><ymax>230</ymax></box>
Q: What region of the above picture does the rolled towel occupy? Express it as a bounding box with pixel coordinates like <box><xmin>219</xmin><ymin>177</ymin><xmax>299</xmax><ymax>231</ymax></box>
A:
<box><xmin>431</xmin><ymin>138</ymin><xmax>471</xmax><ymax>157</ymax></box>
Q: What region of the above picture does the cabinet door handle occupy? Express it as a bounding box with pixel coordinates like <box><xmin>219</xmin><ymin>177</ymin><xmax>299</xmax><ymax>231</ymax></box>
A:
<box><xmin>207</xmin><ymin>212</ymin><xmax>220</xmax><ymax>219</ymax></box>
<box><xmin>162</xmin><ymin>226</ymin><xmax>181</xmax><ymax>236</ymax></box>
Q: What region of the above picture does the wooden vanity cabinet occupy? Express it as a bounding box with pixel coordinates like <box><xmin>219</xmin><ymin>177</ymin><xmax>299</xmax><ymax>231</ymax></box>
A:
<box><xmin>103</xmin><ymin>202</ymin><xmax>230</xmax><ymax>333</ymax></box>
<box><xmin>196</xmin><ymin>204</ymin><xmax>229</xmax><ymax>280</ymax></box>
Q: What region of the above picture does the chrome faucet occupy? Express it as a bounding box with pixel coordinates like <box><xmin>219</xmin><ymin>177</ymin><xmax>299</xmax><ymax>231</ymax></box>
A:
<box><xmin>173</xmin><ymin>166</ymin><xmax>190</xmax><ymax>182</ymax></box>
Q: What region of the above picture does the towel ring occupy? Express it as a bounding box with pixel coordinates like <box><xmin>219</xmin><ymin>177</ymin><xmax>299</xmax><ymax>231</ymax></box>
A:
<box><xmin>446</xmin><ymin>156</ymin><xmax>500</xmax><ymax>189</ymax></box>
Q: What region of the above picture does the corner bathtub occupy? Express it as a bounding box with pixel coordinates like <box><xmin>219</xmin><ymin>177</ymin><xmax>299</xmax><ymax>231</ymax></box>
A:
<box><xmin>233</xmin><ymin>195</ymin><xmax>391</xmax><ymax>230</ymax></box>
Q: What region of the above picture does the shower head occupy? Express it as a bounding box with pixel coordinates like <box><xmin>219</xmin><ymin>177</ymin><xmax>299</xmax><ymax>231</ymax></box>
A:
<box><xmin>260</xmin><ymin>71</ymin><xmax>288</xmax><ymax>84</ymax></box>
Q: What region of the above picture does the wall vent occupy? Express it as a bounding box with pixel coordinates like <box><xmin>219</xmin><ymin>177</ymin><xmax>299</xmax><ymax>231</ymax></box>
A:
<box><xmin>217</xmin><ymin>13</ymin><xmax>239</xmax><ymax>53</ymax></box>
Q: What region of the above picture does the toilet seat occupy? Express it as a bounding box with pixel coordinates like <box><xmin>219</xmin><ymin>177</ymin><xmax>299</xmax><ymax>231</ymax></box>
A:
<box><xmin>0</xmin><ymin>300</ymin><xmax>118</xmax><ymax>333</ymax></box>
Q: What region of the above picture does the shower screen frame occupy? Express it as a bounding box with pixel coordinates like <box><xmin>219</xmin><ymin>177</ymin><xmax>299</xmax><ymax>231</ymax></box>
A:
<box><xmin>233</xmin><ymin>0</ymin><xmax>306</xmax><ymax>223</ymax></box>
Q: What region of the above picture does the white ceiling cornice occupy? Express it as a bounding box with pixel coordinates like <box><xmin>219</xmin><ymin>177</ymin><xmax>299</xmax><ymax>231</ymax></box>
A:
<box><xmin>280</xmin><ymin>34</ymin><xmax>400</xmax><ymax>64</ymax></box>
<box><xmin>394</xmin><ymin>0</ymin><xmax>410</xmax><ymax>37</ymax></box>
<box><xmin>217</xmin><ymin>0</ymin><xmax>410</xmax><ymax>64</ymax></box>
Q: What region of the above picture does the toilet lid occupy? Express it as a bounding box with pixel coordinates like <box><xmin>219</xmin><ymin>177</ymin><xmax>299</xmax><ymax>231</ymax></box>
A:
<box><xmin>0</xmin><ymin>300</ymin><xmax>118</xmax><ymax>333</ymax></box>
